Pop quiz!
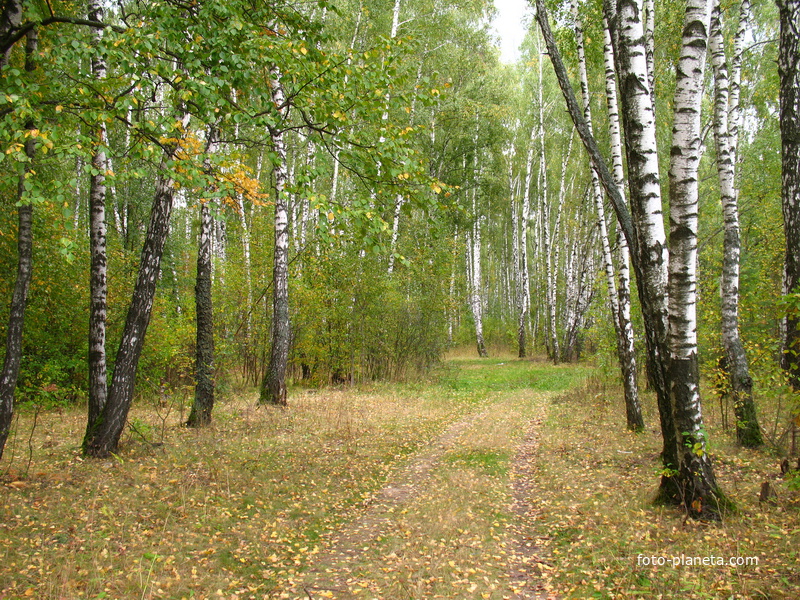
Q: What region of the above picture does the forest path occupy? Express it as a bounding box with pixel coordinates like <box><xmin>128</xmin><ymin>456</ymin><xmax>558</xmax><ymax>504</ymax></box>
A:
<box><xmin>289</xmin><ymin>358</ymin><xmax>568</xmax><ymax>600</ymax></box>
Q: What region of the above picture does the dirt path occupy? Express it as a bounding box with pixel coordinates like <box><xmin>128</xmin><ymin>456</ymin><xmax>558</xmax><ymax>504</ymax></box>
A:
<box><xmin>292</xmin><ymin>409</ymin><xmax>488</xmax><ymax>598</ymax></box>
<box><xmin>507</xmin><ymin>409</ymin><xmax>556</xmax><ymax>600</ymax></box>
<box><xmin>286</xmin><ymin>394</ymin><xmax>557</xmax><ymax>600</ymax></box>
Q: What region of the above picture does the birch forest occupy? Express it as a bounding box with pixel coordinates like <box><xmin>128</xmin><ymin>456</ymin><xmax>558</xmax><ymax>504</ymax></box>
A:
<box><xmin>1</xmin><ymin>0</ymin><xmax>800</xmax><ymax>596</ymax></box>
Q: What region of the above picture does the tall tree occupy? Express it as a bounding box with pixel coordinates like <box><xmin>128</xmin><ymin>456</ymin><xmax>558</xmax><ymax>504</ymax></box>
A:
<box><xmin>573</xmin><ymin>0</ymin><xmax>643</xmax><ymax>430</ymax></box>
<box><xmin>84</xmin><ymin>133</ymin><xmax>189</xmax><ymax>456</ymax></box>
<box><xmin>188</xmin><ymin>127</ymin><xmax>219</xmax><ymax>427</ymax></box>
<box><xmin>708</xmin><ymin>0</ymin><xmax>762</xmax><ymax>447</ymax></box>
<box><xmin>666</xmin><ymin>0</ymin><xmax>719</xmax><ymax>514</ymax></box>
<box><xmin>536</xmin><ymin>0</ymin><xmax>723</xmax><ymax>517</ymax></box>
<box><xmin>603</xmin><ymin>12</ymin><xmax>641</xmax><ymax>431</ymax></box>
<box><xmin>778</xmin><ymin>0</ymin><xmax>800</xmax><ymax>392</ymax></box>
<box><xmin>0</xmin><ymin>21</ymin><xmax>35</xmax><ymax>460</ymax></box>
<box><xmin>259</xmin><ymin>67</ymin><xmax>292</xmax><ymax>406</ymax></box>
<box><xmin>85</xmin><ymin>0</ymin><xmax>109</xmax><ymax>447</ymax></box>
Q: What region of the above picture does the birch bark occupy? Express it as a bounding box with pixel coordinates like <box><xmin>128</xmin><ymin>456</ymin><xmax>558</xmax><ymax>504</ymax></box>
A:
<box><xmin>188</xmin><ymin>127</ymin><xmax>219</xmax><ymax>427</ymax></box>
<box><xmin>709</xmin><ymin>0</ymin><xmax>762</xmax><ymax>447</ymax></box>
<box><xmin>778</xmin><ymin>0</ymin><xmax>800</xmax><ymax>392</ymax></box>
<box><xmin>574</xmin><ymin>0</ymin><xmax>643</xmax><ymax>430</ymax></box>
<box><xmin>83</xmin><ymin>126</ymin><xmax>187</xmax><ymax>457</ymax></box>
<box><xmin>469</xmin><ymin>208</ymin><xmax>487</xmax><ymax>358</ymax></box>
<box><xmin>537</xmin><ymin>0</ymin><xmax>723</xmax><ymax>513</ymax></box>
<box><xmin>519</xmin><ymin>126</ymin><xmax>535</xmax><ymax>357</ymax></box>
<box><xmin>607</xmin><ymin>0</ymin><xmax>677</xmax><ymax>476</ymax></box>
<box><xmin>603</xmin><ymin>14</ymin><xmax>642</xmax><ymax>430</ymax></box>
<box><xmin>85</xmin><ymin>0</ymin><xmax>109</xmax><ymax>442</ymax></box>
<box><xmin>259</xmin><ymin>66</ymin><xmax>291</xmax><ymax>406</ymax></box>
<box><xmin>667</xmin><ymin>0</ymin><xmax>720</xmax><ymax>516</ymax></box>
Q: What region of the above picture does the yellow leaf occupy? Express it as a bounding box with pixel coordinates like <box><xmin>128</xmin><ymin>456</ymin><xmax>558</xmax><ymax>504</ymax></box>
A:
<box><xmin>300</xmin><ymin>47</ymin><xmax>308</xmax><ymax>55</ymax></box>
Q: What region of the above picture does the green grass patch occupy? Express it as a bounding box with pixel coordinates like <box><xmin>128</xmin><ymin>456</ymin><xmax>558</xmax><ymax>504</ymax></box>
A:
<box><xmin>445</xmin><ymin>449</ymin><xmax>510</xmax><ymax>477</ymax></box>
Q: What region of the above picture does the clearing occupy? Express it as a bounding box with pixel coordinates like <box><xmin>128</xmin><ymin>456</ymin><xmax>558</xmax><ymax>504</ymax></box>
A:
<box><xmin>0</xmin><ymin>356</ymin><xmax>798</xmax><ymax>599</ymax></box>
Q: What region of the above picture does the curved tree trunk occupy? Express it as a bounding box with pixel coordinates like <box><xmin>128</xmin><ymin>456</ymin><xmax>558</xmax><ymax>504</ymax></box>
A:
<box><xmin>83</xmin><ymin>131</ymin><xmax>185</xmax><ymax>457</ymax></box>
<box><xmin>537</xmin><ymin>0</ymin><xmax>724</xmax><ymax>517</ymax></box>
<box><xmin>709</xmin><ymin>0</ymin><xmax>762</xmax><ymax>447</ymax></box>
<box><xmin>0</xmin><ymin>26</ymin><xmax>36</xmax><ymax>460</ymax></box>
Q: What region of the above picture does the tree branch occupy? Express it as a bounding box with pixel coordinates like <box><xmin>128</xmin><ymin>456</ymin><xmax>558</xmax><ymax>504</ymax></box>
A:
<box><xmin>533</xmin><ymin>0</ymin><xmax>637</xmax><ymax>257</ymax></box>
<box><xmin>1</xmin><ymin>16</ymin><xmax>124</xmax><ymax>55</ymax></box>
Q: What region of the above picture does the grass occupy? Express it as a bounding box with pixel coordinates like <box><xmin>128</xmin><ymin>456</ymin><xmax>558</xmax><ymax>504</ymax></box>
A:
<box><xmin>0</xmin><ymin>356</ymin><xmax>586</xmax><ymax>599</ymax></box>
<box><xmin>0</xmin><ymin>355</ymin><xmax>797</xmax><ymax>599</ymax></box>
<box><xmin>523</xmin><ymin>374</ymin><xmax>800</xmax><ymax>599</ymax></box>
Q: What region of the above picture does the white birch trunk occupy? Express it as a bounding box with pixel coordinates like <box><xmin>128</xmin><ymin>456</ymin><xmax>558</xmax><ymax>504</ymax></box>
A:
<box><xmin>574</xmin><ymin>0</ymin><xmax>643</xmax><ymax>429</ymax></box>
<box><xmin>610</xmin><ymin>0</ymin><xmax>677</xmax><ymax>475</ymax></box>
<box><xmin>86</xmin><ymin>0</ymin><xmax>108</xmax><ymax>438</ymax></box>
<box><xmin>260</xmin><ymin>66</ymin><xmax>291</xmax><ymax>406</ymax></box>
<box><xmin>667</xmin><ymin>0</ymin><xmax>720</xmax><ymax>515</ymax></box>
<box><xmin>709</xmin><ymin>0</ymin><xmax>762</xmax><ymax>447</ymax></box>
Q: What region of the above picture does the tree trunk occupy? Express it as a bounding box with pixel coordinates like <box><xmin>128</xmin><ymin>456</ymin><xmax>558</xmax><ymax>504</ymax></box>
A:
<box><xmin>83</xmin><ymin>138</ymin><xmax>184</xmax><ymax>457</ymax></box>
<box><xmin>779</xmin><ymin>0</ymin><xmax>800</xmax><ymax>392</ymax></box>
<box><xmin>0</xmin><ymin>0</ymin><xmax>22</xmax><ymax>69</ymax></box>
<box><xmin>574</xmin><ymin>0</ymin><xmax>643</xmax><ymax>430</ymax></box>
<box><xmin>537</xmin><ymin>0</ymin><xmax>726</xmax><ymax>515</ymax></box>
<box><xmin>709</xmin><ymin>0</ymin><xmax>762</xmax><ymax>447</ymax></box>
<box><xmin>667</xmin><ymin>0</ymin><xmax>721</xmax><ymax>518</ymax></box>
<box><xmin>519</xmin><ymin>126</ymin><xmax>535</xmax><ymax>358</ymax></box>
<box><xmin>467</xmin><ymin>217</ymin><xmax>487</xmax><ymax>358</ymax></box>
<box><xmin>188</xmin><ymin>199</ymin><xmax>215</xmax><ymax>426</ymax></box>
<box><xmin>509</xmin><ymin>143</ymin><xmax>528</xmax><ymax>359</ymax></box>
<box><xmin>86</xmin><ymin>0</ymin><xmax>109</xmax><ymax>444</ymax></box>
<box><xmin>260</xmin><ymin>67</ymin><xmax>291</xmax><ymax>406</ymax></box>
<box><xmin>603</xmin><ymin>14</ymin><xmax>642</xmax><ymax>431</ymax></box>
<box><xmin>0</xmin><ymin>27</ymin><xmax>36</xmax><ymax>460</ymax></box>
<box><xmin>606</xmin><ymin>0</ymin><xmax>678</xmax><ymax>486</ymax></box>
<box><xmin>188</xmin><ymin>127</ymin><xmax>219</xmax><ymax>426</ymax></box>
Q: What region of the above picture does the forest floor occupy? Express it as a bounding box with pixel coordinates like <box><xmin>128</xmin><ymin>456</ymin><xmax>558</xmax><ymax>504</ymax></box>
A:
<box><xmin>0</xmin><ymin>353</ymin><xmax>798</xmax><ymax>599</ymax></box>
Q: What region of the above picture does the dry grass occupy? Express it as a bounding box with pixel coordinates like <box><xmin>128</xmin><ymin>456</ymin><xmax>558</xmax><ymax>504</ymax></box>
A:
<box><xmin>0</xmin><ymin>358</ymin><xmax>586</xmax><ymax>600</ymax></box>
<box><xmin>3</xmin><ymin>358</ymin><xmax>794</xmax><ymax>600</ymax></box>
<box><xmin>0</xmin><ymin>383</ymin><xmax>468</xmax><ymax>599</ymax></box>
<box><xmin>522</xmin><ymin>376</ymin><xmax>800</xmax><ymax>599</ymax></box>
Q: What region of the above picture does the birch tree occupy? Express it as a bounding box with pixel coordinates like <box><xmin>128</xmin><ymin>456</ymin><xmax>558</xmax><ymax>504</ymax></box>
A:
<box><xmin>259</xmin><ymin>67</ymin><xmax>292</xmax><ymax>406</ymax></box>
<box><xmin>778</xmin><ymin>0</ymin><xmax>800</xmax><ymax>393</ymax></box>
<box><xmin>666</xmin><ymin>0</ymin><xmax>719</xmax><ymax>513</ymax></box>
<box><xmin>85</xmin><ymin>0</ymin><xmax>109</xmax><ymax>447</ymax></box>
<box><xmin>83</xmin><ymin>131</ymin><xmax>189</xmax><ymax>456</ymax></box>
<box><xmin>536</xmin><ymin>0</ymin><xmax>724</xmax><ymax>517</ymax></box>
<box><xmin>709</xmin><ymin>0</ymin><xmax>762</xmax><ymax>447</ymax></box>
<box><xmin>188</xmin><ymin>128</ymin><xmax>220</xmax><ymax>427</ymax></box>
<box><xmin>603</xmin><ymin>12</ymin><xmax>641</xmax><ymax>432</ymax></box>
<box><xmin>573</xmin><ymin>0</ymin><xmax>643</xmax><ymax>430</ymax></box>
